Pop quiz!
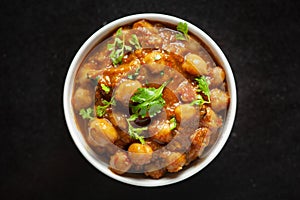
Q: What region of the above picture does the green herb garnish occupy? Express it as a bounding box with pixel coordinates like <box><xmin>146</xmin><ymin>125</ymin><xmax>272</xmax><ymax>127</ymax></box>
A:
<box><xmin>130</xmin><ymin>80</ymin><xmax>169</xmax><ymax>118</ymax></box>
<box><xmin>126</xmin><ymin>114</ymin><xmax>146</xmax><ymax>144</ymax></box>
<box><xmin>129</xmin><ymin>34</ymin><xmax>141</xmax><ymax>49</ymax></box>
<box><xmin>79</xmin><ymin>107</ymin><xmax>94</xmax><ymax>120</ymax></box>
<box><xmin>191</xmin><ymin>76</ymin><xmax>211</xmax><ymax>106</ymax></box>
<box><xmin>128</xmin><ymin>67</ymin><xmax>140</xmax><ymax>80</ymax></box>
<box><xmin>176</xmin><ymin>22</ymin><xmax>189</xmax><ymax>40</ymax></box>
<box><xmin>107</xmin><ymin>28</ymin><xmax>132</xmax><ymax>65</ymax></box>
<box><xmin>107</xmin><ymin>30</ymin><xmax>142</xmax><ymax>65</ymax></box>
<box><xmin>96</xmin><ymin>97</ymin><xmax>115</xmax><ymax>117</ymax></box>
<box><xmin>195</xmin><ymin>76</ymin><xmax>210</xmax><ymax>99</ymax></box>
<box><xmin>169</xmin><ymin>117</ymin><xmax>177</xmax><ymax>130</ymax></box>
<box><xmin>101</xmin><ymin>83</ymin><xmax>110</xmax><ymax>94</ymax></box>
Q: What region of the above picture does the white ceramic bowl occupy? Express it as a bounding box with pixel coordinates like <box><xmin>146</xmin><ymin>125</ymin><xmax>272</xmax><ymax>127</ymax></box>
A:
<box><xmin>63</xmin><ymin>13</ymin><xmax>236</xmax><ymax>187</ymax></box>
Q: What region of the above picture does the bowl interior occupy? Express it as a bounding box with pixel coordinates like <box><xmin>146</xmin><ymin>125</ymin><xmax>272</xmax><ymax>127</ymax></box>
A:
<box><xmin>63</xmin><ymin>13</ymin><xmax>236</xmax><ymax>187</ymax></box>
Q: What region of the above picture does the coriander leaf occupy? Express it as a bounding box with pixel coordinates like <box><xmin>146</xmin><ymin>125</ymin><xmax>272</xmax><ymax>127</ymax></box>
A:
<box><xmin>131</xmin><ymin>87</ymin><xmax>156</xmax><ymax>103</ymax></box>
<box><xmin>96</xmin><ymin>106</ymin><xmax>106</xmax><ymax>117</ymax></box>
<box><xmin>148</xmin><ymin>103</ymin><xmax>164</xmax><ymax>117</ymax></box>
<box><xmin>130</xmin><ymin>80</ymin><xmax>169</xmax><ymax>118</ymax></box>
<box><xmin>169</xmin><ymin>117</ymin><xmax>177</xmax><ymax>130</ymax></box>
<box><xmin>107</xmin><ymin>43</ymin><xmax>114</xmax><ymax>51</ymax></box>
<box><xmin>195</xmin><ymin>76</ymin><xmax>210</xmax><ymax>101</ymax></box>
<box><xmin>177</xmin><ymin>22</ymin><xmax>188</xmax><ymax>35</ymax></box>
<box><xmin>176</xmin><ymin>33</ymin><xmax>186</xmax><ymax>41</ymax></box>
<box><xmin>101</xmin><ymin>83</ymin><xmax>110</xmax><ymax>94</ymax></box>
<box><xmin>176</xmin><ymin>22</ymin><xmax>189</xmax><ymax>40</ymax></box>
<box><xmin>126</xmin><ymin>117</ymin><xmax>146</xmax><ymax>144</ymax></box>
<box><xmin>190</xmin><ymin>76</ymin><xmax>211</xmax><ymax>106</ymax></box>
<box><xmin>129</xmin><ymin>34</ymin><xmax>141</xmax><ymax>49</ymax></box>
<box><xmin>128</xmin><ymin>113</ymin><xmax>138</xmax><ymax>121</ymax></box>
<box><xmin>116</xmin><ymin>28</ymin><xmax>122</xmax><ymax>37</ymax></box>
<box><xmin>115</xmin><ymin>37</ymin><xmax>123</xmax><ymax>45</ymax></box>
<box><xmin>79</xmin><ymin>108</ymin><xmax>94</xmax><ymax>120</ymax></box>
<box><xmin>127</xmin><ymin>74</ymin><xmax>134</xmax><ymax>80</ymax></box>
<box><xmin>190</xmin><ymin>95</ymin><xmax>206</xmax><ymax>106</ymax></box>
<box><xmin>128</xmin><ymin>126</ymin><xmax>146</xmax><ymax>144</ymax></box>
<box><xmin>96</xmin><ymin>97</ymin><xmax>115</xmax><ymax>117</ymax></box>
<box><xmin>107</xmin><ymin>28</ymin><xmax>128</xmax><ymax>65</ymax></box>
<box><xmin>124</xmin><ymin>45</ymin><xmax>132</xmax><ymax>51</ymax></box>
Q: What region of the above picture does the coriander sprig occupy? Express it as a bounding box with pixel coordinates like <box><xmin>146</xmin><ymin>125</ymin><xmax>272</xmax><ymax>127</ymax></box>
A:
<box><xmin>129</xmin><ymin>34</ymin><xmax>141</xmax><ymax>49</ymax></box>
<box><xmin>79</xmin><ymin>107</ymin><xmax>94</xmax><ymax>120</ymax></box>
<box><xmin>191</xmin><ymin>76</ymin><xmax>211</xmax><ymax>106</ymax></box>
<box><xmin>126</xmin><ymin>114</ymin><xmax>146</xmax><ymax>144</ymax></box>
<box><xmin>169</xmin><ymin>117</ymin><xmax>177</xmax><ymax>130</ymax></box>
<box><xmin>96</xmin><ymin>97</ymin><xmax>115</xmax><ymax>117</ymax></box>
<box><xmin>107</xmin><ymin>29</ymin><xmax>141</xmax><ymax>65</ymax></box>
<box><xmin>101</xmin><ymin>83</ymin><xmax>110</xmax><ymax>94</ymax></box>
<box><xmin>107</xmin><ymin>28</ymin><xmax>132</xmax><ymax>65</ymax></box>
<box><xmin>130</xmin><ymin>80</ymin><xmax>170</xmax><ymax>118</ymax></box>
<box><xmin>126</xmin><ymin>80</ymin><xmax>170</xmax><ymax>143</ymax></box>
<box><xmin>176</xmin><ymin>22</ymin><xmax>189</xmax><ymax>41</ymax></box>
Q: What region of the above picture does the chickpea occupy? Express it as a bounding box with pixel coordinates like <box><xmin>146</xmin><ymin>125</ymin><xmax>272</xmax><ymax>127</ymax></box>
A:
<box><xmin>72</xmin><ymin>87</ymin><xmax>93</xmax><ymax>111</ymax></box>
<box><xmin>114</xmin><ymin>80</ymin><xmax>142</xmax><ymax>106</ymax></box>
<box><xmin>210</xmin><ymin>88</ymin><xmax>230</xmax><ymax>112</ymax></box>
<box><xmin>109</xmin><ymin>151</ymin><xmax>132</xmax><ymax>175</ymax></box>
<box><xmin>175</xmin><ymin>104</ymin><xmax>196</xmax><ymax>123</ymax></box>
<box><xmin>87</xmin><ymin>118</ymin><xmax>118</xmax><ymax>147</ymax></box>
<box><xmin>109</xmin><ymin>112</ymin><xmax>128</xmax><ymax>131</ymax></box>
<box><xmin>76</xmin><ymin>67</ymin><xmax>89</xmax><ymax>86</ymax></box>
<box><xmin>182</xmin><ymin>53</ymin><xmax>208</xmax><ymax>76</ymax></box>
<box><xmin>76</xmin><ymin>62</ymin><xmax>98</xmax><ymax>87</ymax></box>
<box><xmin>175</xmin><ymin>81</ymin><xmax>197</xmax><ymax>102</ymax></box>
<box><xmin>209</xmin><ymin>67</ymin><xmax>225</xmax><ymax>87</ymax></box>
<box><xmin>128</xmin><ymin>143</ymin><xmax>153</xmax><ymax>165</ymax></box>
<box><xmin>151</xmin><ymin>122</ymin><xmax>172</xmax><ymax>143</ymax></box>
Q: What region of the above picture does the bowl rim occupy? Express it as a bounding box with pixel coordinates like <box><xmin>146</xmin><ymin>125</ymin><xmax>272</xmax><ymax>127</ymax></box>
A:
<box><xmin>63</xmin><ymin>13</ymin><xmax>237</xmax><ymax>187</ymax></box>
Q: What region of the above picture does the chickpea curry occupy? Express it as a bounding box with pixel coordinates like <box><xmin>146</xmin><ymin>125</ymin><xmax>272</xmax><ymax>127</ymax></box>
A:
<box><xmin>72</xmin><ymin>20</ymin><xmax>230</xmax><ymax>178</ymax></box>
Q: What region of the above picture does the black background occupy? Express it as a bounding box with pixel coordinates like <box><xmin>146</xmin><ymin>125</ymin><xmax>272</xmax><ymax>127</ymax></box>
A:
<box><xmin>1</xmin><ymin>0</ymin><xmax>299</xmax><ymax>199</ymax></box>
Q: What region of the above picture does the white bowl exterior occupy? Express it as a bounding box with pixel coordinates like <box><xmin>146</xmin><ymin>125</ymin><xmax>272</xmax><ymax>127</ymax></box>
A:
<box><xmin>63</xmin><ymin>13</ymin><xmax>237</xmax><ymax>187</ymax></box>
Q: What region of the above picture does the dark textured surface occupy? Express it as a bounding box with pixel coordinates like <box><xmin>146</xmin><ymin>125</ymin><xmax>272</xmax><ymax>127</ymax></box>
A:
<box><xmin>1</xmin><ymin>0</ymin><xmax>299</xmax><ymax>199</ymax></box>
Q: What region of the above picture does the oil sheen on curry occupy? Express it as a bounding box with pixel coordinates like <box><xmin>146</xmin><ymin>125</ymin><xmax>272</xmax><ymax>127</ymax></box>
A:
<box><xmin>72</xmin><ymin>20</ymin><xmax>230</xmax><ymax>178</ymax></box>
